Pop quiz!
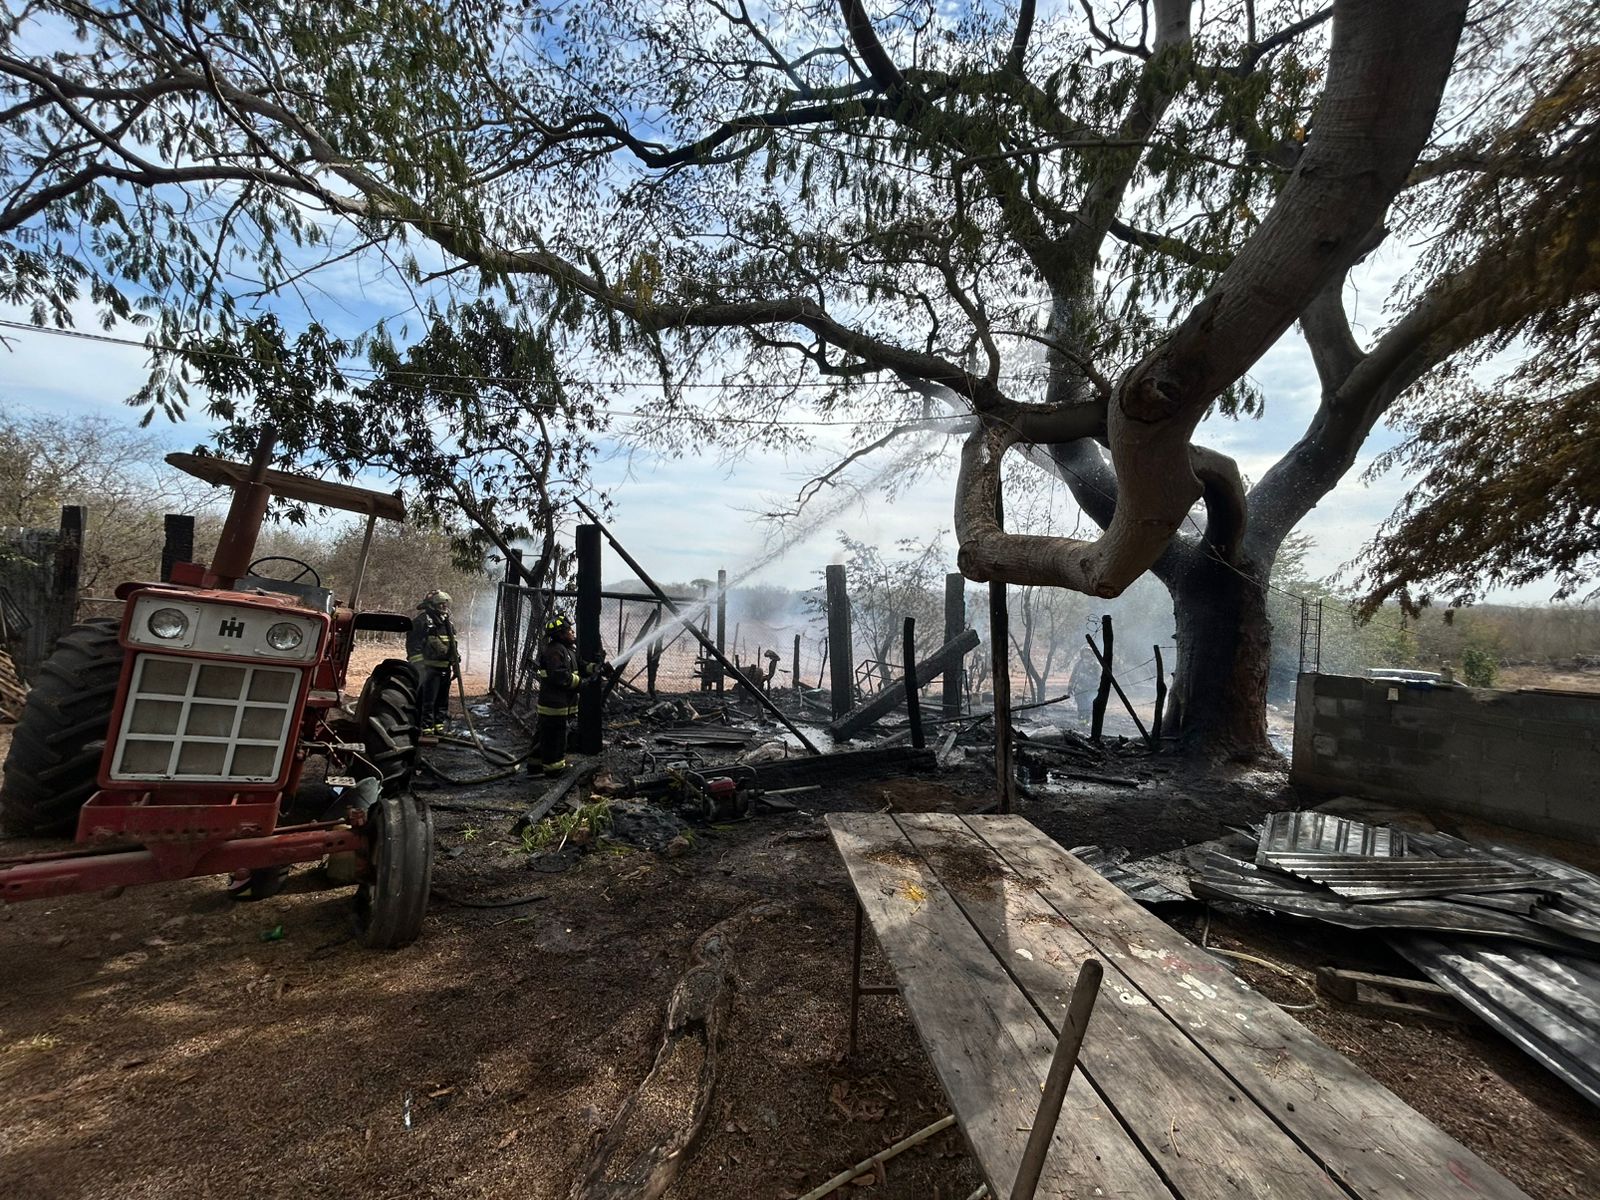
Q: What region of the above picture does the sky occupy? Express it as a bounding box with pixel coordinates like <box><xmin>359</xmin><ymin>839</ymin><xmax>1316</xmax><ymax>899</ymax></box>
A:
<box><xmin>0</xmin><ymin>6</ymin><xmax>1565</xmax><ymax>610</ymax></box>
<box><xmin>0</xmin><ymin>226</ymin><xmax>1479</xmax><ymax>605</ymax></box>
<box><xmin>0</xmin><ymin>268</ymin><xmax>1466</xmax><ymax>605</ymax></box>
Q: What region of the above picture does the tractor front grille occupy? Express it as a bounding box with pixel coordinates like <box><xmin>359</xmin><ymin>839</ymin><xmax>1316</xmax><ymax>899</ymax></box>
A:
<box><xmin>109</xmin><ymin>654</ymin><xmax>302</xmax><ymax>783</ymax></box>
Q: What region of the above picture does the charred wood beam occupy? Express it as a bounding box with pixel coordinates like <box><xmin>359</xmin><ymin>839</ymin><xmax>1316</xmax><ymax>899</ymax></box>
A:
<box><xmin>828</xmin><ymin>628</ymin><xmax>981</xmax><ymax>741</ymax></box>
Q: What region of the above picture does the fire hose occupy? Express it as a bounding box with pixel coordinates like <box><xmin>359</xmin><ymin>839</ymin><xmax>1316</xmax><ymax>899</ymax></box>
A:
<box><xmin>416</xmin><ymin>666</ymin><xmax>531</xmax><ymax>786</ymax></box>
<box><xmin>417</xmin><ymin>658</ymin><xmax>613</xmax><ymax>787</ymax></box>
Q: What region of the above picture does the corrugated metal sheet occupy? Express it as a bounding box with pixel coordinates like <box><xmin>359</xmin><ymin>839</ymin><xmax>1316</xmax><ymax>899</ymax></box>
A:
<box><xmin>1069</xmin><ymin>845</ymin><xmax>1189</xmax><ymax>906</ymax></box>
<box><xmin>1258</xmin><ymin>810</ymin><xmax>1408</xmax><ymax>859</ymax></box>
<box><xmin>1192</xmin><ymin>852</ymin><xmax>1590</xmax><ymax>952</ymax></box>
<box><xmin>1394</xmin><ymin>936</ymin><xmax>1600</xmax><ymax>1110</ymax></box>
<box><xmin>1254</xmin><ymin>854</ymin><xmax>1546</xmax><ymax>901</ymax></box>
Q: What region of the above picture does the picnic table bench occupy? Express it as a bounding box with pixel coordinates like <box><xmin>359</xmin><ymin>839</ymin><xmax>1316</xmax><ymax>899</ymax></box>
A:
<box><xmin>827</xmin><ymin>811</ymin><xmax>1533</xmax><ymax>1200</ymax></box>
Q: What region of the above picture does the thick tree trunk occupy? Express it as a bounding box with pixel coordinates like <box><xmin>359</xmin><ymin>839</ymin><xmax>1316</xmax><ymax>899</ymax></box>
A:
<box><xmin>1165</xmin><ymin>552</ymin><xmax>1275</xmax><ymax>759</ymax></box>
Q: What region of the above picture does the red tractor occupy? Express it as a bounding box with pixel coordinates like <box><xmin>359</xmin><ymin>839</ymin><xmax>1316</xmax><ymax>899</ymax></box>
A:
<box><xmin>0</xmin><ymin>432</ymin><xmax>434</xmax><ymax>947</ymax></box>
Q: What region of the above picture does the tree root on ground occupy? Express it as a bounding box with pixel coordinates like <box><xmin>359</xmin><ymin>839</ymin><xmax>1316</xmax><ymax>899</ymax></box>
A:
<box><xmin>568</xmin><ymin>901</ymin><xmax>783</xmax><ymax>1200</ymax></box>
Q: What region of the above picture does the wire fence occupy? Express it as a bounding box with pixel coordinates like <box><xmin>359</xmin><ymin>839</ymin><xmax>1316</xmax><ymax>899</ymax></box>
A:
<box><xmin>494</xmin><ymin>582</ymin><xmax>1010</xmax><ymax>717</ymax></box>
<box><xmin>491</xmin><ymin>583</ymin><xmax>850</xmax><ymax>718</ymax></box>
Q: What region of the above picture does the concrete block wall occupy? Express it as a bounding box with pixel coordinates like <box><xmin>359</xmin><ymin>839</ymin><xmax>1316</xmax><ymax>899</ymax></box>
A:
<box><xmin>1291</xmin><ymin>673</ymin><xmax>1600</xmax><ymax>842</ymax></box>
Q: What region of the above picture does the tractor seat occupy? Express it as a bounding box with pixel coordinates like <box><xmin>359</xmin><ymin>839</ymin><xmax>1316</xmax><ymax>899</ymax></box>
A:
<box><xmin>238</xmin><ymin>575</ymin><xmax>335</xmax><ymax>614</ymax></box>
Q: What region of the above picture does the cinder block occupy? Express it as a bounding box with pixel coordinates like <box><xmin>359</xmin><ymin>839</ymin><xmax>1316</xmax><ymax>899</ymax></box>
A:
<box><xmin>1389</xmin><ymin>704</ymin><xmax>1446</xmax><ymax>731</ymax></box>
<box><xmin>1555</xmin><ymin>744</ymin><xmax>1600</xmax><ymax>772</ymax></box>
<box><xmin>1337</xmin><ymin>697</ymin><xmax>1370</xmax><ymax>720</ymax></box>
<box><xmin>1519</xmin><ymin>717</ymin><xmax>1594</xmax><ymax>743</ymax></box>
<box><xmin>1314</xmin><ymin>675</ymin><xmax>1367</xmax><ymax>701</ymax></box>
<box><xmin>1545</xmin><ymin>789</ymin><xmax>1599</xmax><ymax>837</ymax></box>
<box><xmin>1516</xmin><ymin>694</ymin><xmax>1600</xmax><ymax>726</ymax></box>
<box><xmin>1314</xmin><ymin>696</ymin><xmax>1340</xmax><ymax>717</ymax></box>
<box><xmin>1365</xmin><ymin>723</ymin><xmax>1420</xmax><ymax>751</ymax></box>
<box><xmin>1481</xmin><ymin>738</ymin><xmax>1553</xmax><ymax>771</ymax></box>
<box><xmin>1415</xmin><ymin>729</ymin><xmax>1452</xmax><ymax>753</ymax></box>
<box><xmin>1316</xmin><ymin>715</ymin><xmax>1364</xmax><ymax>741</ymax></box>
<box><xmin>1312</xmin><ymin>733</ymin><xmax>1338</xmax><ymax>758</ymax></box>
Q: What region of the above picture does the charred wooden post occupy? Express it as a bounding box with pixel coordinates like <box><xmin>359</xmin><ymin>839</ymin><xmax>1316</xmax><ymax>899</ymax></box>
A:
<box><xmin>49</xmin><ymin>504</ymin><xmax>84</xmax><ymax>648</ymax></box>
<box><xmin>791</xmin><ymin>634</ymin><xmax>801</xmax><ymax>693</ymax></box>
<box><xmin>576</xmin><ymin>523</ymin><xmax>604</xmax><ymax>754</ymax></box>
<box><xmin>1085</xmin><ymin>634</ymin><xmax>1154</xmax><ymax>748</ymax></box>
<box><xmin>490</xmin><ymin>549</ymin><xmax>522</xmax><ymax>700</ymax></box>
<box><xmin>1153</xmin><ymin>645</ymin><xmax>1167</xmax><ymax>741</ymax></box>
<box><xmin>828</xmin><ymin>628</ymin><xmax>979</xmax><ymax>741</ymax></box>
<box><xmin>159</xmin><ymin>513</ymin><xmax>194</xmax><ymax>583</ymax></box>
<box><xmin>825</xmin><ymin>564</ymin><xmax>853</xmax><ymax>719</ymax></box>
<box><xmin>943</xmin><ymin>573</ymin><xmax>965</xmax><ymax>719</ymax></box>
<box><xmin>715</xmin><ymin>568</ymin><xmax>727</xmax><ymax>694</ymax></box>
<box><xmin>903</xmin><ymin>617</ymin><xmax>925</xmax><ymax>749</ymax></box>
<box><xmin>646</xmin><ymin>606</ymin><xmax>664</xmax><ymax>698</ymax></box>
<box><xmin>1090</xmin><ymin>615</ymin><xmax>1113</xmax><ymax>743</ymax></box>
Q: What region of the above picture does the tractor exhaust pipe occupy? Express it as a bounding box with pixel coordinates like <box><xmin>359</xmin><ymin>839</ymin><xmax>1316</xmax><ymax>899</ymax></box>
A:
<box><xmin>208</xmin><ymin>426</ymin><xmax>277</xmax><ymax>587</ymax></box>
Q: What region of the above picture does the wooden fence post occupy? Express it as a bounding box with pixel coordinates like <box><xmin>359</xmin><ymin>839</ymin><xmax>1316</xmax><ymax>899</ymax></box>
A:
<box><xmin>576</xmin><ymin>524</ymin><xmax>603</xmax><ymax>754</ymax></box>
<box><xmin>1152</xmin><ymin>644</ymin><xmax>1167</xmax><ymax>741</ymax></box>
<box><xmin>160</xmin><ymin>513</ymin><xmax>194</xmax><ymax>582</ymax></box>
<box><xmin>826</xmin><ymin>564</ymin><xmax>853</xmax><ymax>719</ymax></box>
<box><xmin>903</xmin><ymin>616</ymin><xmax>925</xmax><ymax>749</ymax></box>
<box><xmin>943</xmin><ymin>572</ymin><xmax>965</xmax><ymax>719</ymax></box>
<box><xmin>1090</xmin><ymin>615</ymin><xmax>1113</xmax><ymax>743</ymax></box>
<box><xmin>715</xmin><ymin>568</ymin><xmax>727</xmax><ymax>694</ymax></box>
<box><xmin>51</xmin><ymin>505</ymin><xmax>84</xmax><ymax>646</ymax></box>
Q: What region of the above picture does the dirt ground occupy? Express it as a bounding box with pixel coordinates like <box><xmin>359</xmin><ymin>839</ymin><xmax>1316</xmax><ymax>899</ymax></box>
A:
<box><xmin>2</xmin><ymin>691</ymin><xmax>1599</xmax><ymax>1199</ymax></box>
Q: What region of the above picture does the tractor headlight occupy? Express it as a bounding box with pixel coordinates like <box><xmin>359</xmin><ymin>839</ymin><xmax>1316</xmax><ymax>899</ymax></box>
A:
<box><xmin>146</xmin><ymin>607</ymin><xmax>190</xmax><ymax>640</ymax></box>
<box><xmin>266</xmin><ymin>622</ymin><xmax>305</xmax><ymax>652</ymax></box>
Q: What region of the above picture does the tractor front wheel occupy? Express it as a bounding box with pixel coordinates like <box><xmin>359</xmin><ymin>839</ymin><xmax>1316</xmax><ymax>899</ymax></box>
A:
<box><xmin>0</xmin><ymin>619</ymin><xmax>124</xmax><ymax>837</ymax></box>
<box><xmin>352</xmin><ymin>791</ymin><xmax>433</xmax><ymax>949</ymax></box>
<box><xmin>354</xmin><ymin>659</ymin><xmax>421</xmax><ymax>796</ymax></box>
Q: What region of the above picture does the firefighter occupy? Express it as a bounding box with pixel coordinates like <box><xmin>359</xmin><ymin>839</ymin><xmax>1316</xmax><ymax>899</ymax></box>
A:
<box><xmin>533</xmin><ymin>612</ymin><xmax>582</xmax><ymax>776</ymax></box>
<box><xmin>1069</xmin><ymin>643</ymin><xmax>1100</xmax><ymax>723</ymax></box>
<box><xmin>408</xmin><ymin>589</ymin><xmax>458</xmax><ymax>734</ymax></box>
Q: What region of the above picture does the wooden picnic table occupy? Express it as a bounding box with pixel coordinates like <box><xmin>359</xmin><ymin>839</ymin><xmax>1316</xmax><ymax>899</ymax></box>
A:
<box><xmin>827</xmin><ymin>811</ymin><xmax>1533</xmax><ymax>1200</ymax></box>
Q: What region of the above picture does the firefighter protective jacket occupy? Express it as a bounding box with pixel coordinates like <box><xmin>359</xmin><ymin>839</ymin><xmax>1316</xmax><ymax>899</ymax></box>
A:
<box><xmin>408</xmin><ymin>609</ymin><xmax>459</xmax><ymax>669</ymax></box>
<box><xmin>536</xmin><ymin>639</ymin><xmax>581</xmax><ymax>717</ymax></box>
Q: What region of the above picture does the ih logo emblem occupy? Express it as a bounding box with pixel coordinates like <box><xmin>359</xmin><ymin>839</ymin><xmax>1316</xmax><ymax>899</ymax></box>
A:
<box><xmin>218</xmin><ymin>617</ymin><xmax>246</xmax><ymax>639</ymax></box>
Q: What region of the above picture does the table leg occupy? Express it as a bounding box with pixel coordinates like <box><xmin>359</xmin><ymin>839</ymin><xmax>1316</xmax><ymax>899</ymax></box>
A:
<box><xmin>847</xmin><ymin>899</ymin><xmax>899</xmax><ymax>1056</ymax></box>
<box><xmin>1010</xmin><ymin>959</ymin><xmax>1104</xmax><ymax>1200</ymax></box>
<box><xmin>849</xmin><ymin>900</ymin><xmax>866</xmax><ymax>1055</ymax></box>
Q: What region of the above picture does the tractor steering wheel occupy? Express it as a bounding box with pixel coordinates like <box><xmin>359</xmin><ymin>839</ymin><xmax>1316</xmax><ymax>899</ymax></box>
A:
<box><xmin>247</xmin><ymin>556</ymin><xmax>323</xmax><ymax>589</ymax></box>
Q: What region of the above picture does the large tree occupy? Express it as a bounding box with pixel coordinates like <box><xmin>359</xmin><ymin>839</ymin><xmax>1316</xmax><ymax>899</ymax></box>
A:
<box><xmin>3</xmin><ymin>0</ymin><xmax>1590</xmax><ymax>754</ymax></box>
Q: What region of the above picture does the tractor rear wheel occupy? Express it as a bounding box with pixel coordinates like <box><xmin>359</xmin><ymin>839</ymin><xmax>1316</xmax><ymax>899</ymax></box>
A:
<box><xmin>0</xmin><ymin>619</ymin><xmax>124</xmax><ymax>837</ymax></box>
<box><xmin>352</xmin><ymin>791</ymin><xmax>433</xmax><ymax>949</ymax></box>
<box><xmin>354</xmin><ymin>659</ymin><xmax>420</xmax><ymax>796</ymax></box>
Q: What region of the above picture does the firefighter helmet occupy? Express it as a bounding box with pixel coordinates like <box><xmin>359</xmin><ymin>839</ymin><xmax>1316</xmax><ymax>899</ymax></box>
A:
<box><xmin>545</xmin><ymin>612</ymin><xmax>575</xmax><ymax>640</ymax></box>
<box><xmin>419</xmin><ymin>589</ymin><xmax>452</xmax><ymax>610</ymax></box>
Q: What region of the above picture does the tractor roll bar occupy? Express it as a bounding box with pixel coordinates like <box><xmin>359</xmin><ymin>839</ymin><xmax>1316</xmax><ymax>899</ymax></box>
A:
<box><xmin>207</xmin><ymin>426</ymin><xmax>277</xmax><ymax>587</ymax></box>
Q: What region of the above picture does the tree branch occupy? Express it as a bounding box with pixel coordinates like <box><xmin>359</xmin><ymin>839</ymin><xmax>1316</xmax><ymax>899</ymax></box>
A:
<box><xmin>1007</xmin><ymin>0</ymin><xmax>1037</xmax><ymax>76</ymax></box>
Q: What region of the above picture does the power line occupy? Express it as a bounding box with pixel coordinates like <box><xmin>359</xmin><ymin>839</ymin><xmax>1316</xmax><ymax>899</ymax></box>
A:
<box><xmin>0</xmin><ymin>316</ymin><xmax>1060</xmax><ymax>397</ymax></box>
<box><xmin>1</xmin><ymin>317</ymin><xmax>1419</xmax><ymax>639</ymax></box>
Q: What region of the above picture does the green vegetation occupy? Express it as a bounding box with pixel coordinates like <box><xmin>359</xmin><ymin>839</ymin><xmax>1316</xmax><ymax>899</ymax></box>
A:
<box><xmin>521</xmin><ymin>799</ymin><xmax>614</xmax><ymax>854</ymax></box>
<box><xmin>1462</xmin><ymin>648</ymin><xmax>1500</xmax><ymax>689</ymax></box>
